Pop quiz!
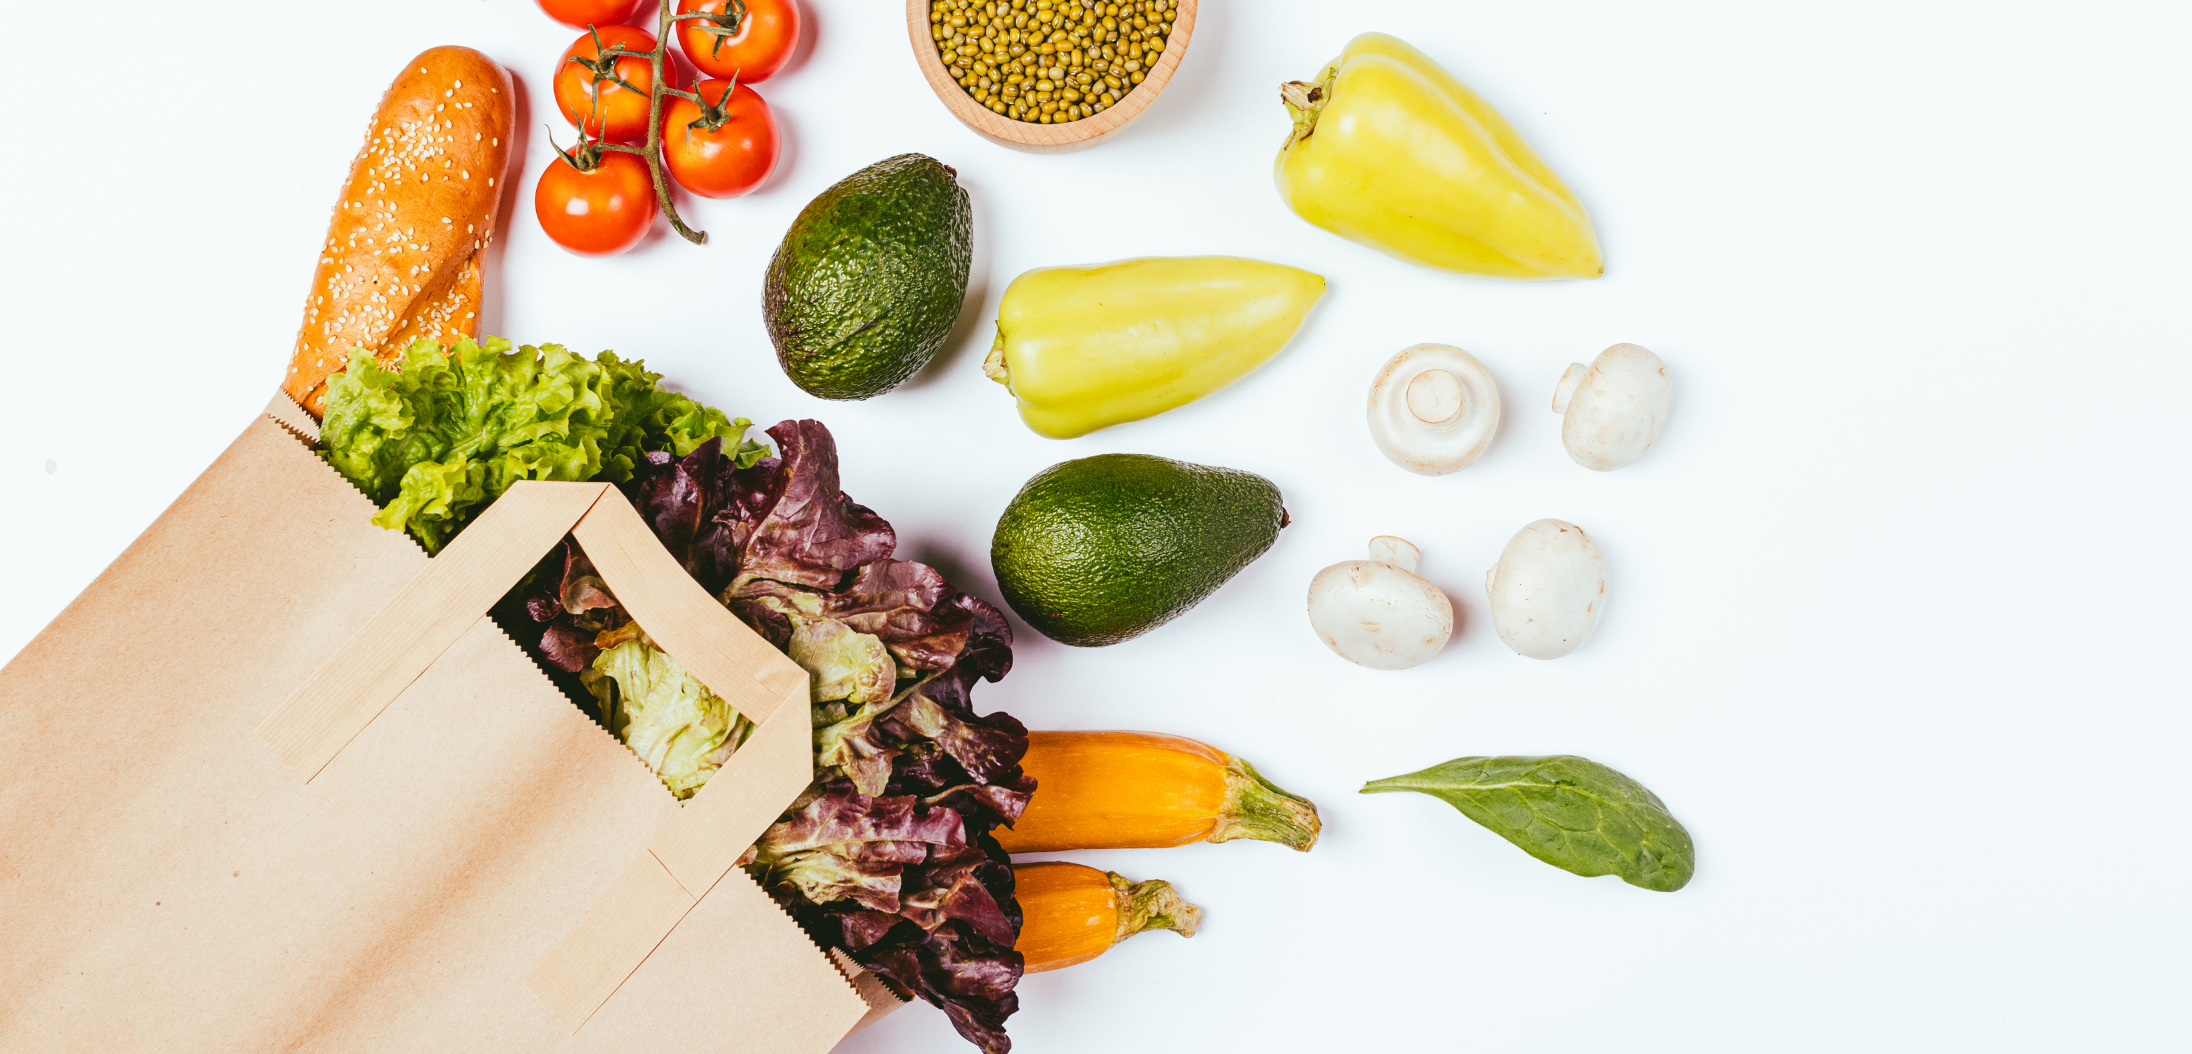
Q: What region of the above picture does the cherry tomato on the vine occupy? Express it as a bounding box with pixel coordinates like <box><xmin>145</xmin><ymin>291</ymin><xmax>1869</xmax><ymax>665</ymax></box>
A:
<box><xmin>552</xmin><ymin>26</ymin><xmax>674</xmax><ymax>142</ymax></box>
<box><xmin>535</xmin><ymin>0</ymin><xmax>643</xmax><ymax>30</ymax></box>
<box><xmin>660</xmin><ymin>79</ymin><xmax>780</xmax><ymax>199</ymax></box>
<box><xmin>676</xmin><ymin>0</ymin><xmax>801</xmax><ymax>83</ymax></box>
<box><xmin>535</xmin><ymin>148</ymin><xmax>656</xmax><ymax>256</ymax></box>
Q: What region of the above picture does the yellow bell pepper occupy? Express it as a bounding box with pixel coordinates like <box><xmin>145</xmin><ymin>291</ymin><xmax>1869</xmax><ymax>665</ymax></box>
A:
<box><xmin>983</xmin><ymin>256</ymin><xmax>1326</xmax><ymax>439</ymax></box>
<box><xmin>1274</xmin><ymin>32</ymin><xmax>1603</xmax><ymax>279</ymax></box>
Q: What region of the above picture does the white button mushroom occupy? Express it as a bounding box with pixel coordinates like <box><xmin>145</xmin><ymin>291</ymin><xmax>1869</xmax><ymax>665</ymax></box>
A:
<box><xmin>1367</xmin><ymin>343</ymin><xmax>1502</xmax><ymax>475</ymax></box>
<box><xmin>1552</xmin><ymin>343</ymin><xmax>1672</xmax><ymax>471</ymax></box>
<box><xmin>1484</xmin><ymin>519</ymin><xmax>1606</xmax><ymax>660</ymax></box>
<box><xmin>1306</xmin><ymin>536</ymin><xmax>1455</xmax><ymax>670</ymax></box>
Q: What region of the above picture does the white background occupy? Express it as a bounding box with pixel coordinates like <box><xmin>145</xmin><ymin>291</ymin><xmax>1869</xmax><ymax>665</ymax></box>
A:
<box><xmin>3</xmin><ymin>1</ymin><xmax>2186</xmax><ymax>1050</ymax></box>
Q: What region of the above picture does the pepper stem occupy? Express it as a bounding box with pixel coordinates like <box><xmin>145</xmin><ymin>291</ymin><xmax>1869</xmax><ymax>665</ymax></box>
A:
<box><xmin>1210</xmin><ymin>753</ymin><xmax>1321</xmax><ymax>850</ymax></box>
<box><xmin>1280</xmin><ymin>77</ymin><xmax>1330</xmax><ymax>144</ymax></box>
<box><xmin>1108</xmin><ymin>871</ymin><xmax>1202</xmax><ymax>945</ymax></box>
<box><xmin>982</xmin><ymin>330</ymin><xmax>1011</xmax><ymax>385</ymax></box>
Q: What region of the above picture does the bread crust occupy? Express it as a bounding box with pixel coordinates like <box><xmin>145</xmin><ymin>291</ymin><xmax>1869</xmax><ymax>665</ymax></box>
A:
<box><xmin>284</xmin><ymin>46</ymin><xmax>515</xmax><ymax>417</ymax></box>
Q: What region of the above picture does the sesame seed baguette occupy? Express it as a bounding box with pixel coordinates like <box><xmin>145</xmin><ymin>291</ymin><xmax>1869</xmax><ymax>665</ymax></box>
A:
<box><xmin>283</xmin><ymin>46</ymin><xmax>515</xmax><ymax>418</ymax></box>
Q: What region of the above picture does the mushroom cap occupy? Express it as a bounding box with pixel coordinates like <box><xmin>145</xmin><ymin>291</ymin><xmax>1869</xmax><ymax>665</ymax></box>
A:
<box><xmin>1555</xmin><ymin>343</ymin><xmax>1671</xmax><ymax>472</ymax></box>
<box><xmin>1367</xmin><ymin>343</ymin><xmax>1503</xmax><ymax>475</ymax></box>
<box><xmin>1307</xmin><ymin>538</ymin><xmax>1455</xmax><ymax>670</ymax></box>
<box><xmin>1484</xmin><ymin>518</ymin><xmax>1606</xmax><ymax>659</ymax></box>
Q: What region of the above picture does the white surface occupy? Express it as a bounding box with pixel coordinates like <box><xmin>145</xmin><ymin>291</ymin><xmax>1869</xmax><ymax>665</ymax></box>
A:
<box><xmin>3</xmin><ymin>1</ymin><xmax>2187</xmax><ymax>1050</ymax></box>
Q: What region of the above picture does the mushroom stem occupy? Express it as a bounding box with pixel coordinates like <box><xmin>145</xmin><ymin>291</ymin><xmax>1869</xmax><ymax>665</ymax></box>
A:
<box><xmin>1365</xmin><ymin>343</ymin><xmax>1503</xmax><ymax>476</ymax></box>
<box><xmin>1551</xmin><ymin>362</ymin><xmax>1588</xmax><ymax>414</ymax></box>
<box><xmin>1405</xmin><ymin>369</ymin><xmax>1464</xmax><ymax>427</ymax></box>
<box><xmin>1367</xmin><ymin>535</ymin><xmax>1419</xmax><ymax>572</ymax></box>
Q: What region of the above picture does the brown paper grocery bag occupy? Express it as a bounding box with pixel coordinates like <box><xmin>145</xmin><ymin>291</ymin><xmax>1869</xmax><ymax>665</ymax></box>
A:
<box><xmin>0</xmin><ymin>399</ymin><xmax>901</xmax><ymax>1052</ymax></box>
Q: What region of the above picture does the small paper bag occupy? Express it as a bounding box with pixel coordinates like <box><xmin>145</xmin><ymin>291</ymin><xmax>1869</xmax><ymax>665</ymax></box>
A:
<box><xmin>0</xmin><ymin>399</ymin><xmax>901</xmax><ymax>1053</ymax></box>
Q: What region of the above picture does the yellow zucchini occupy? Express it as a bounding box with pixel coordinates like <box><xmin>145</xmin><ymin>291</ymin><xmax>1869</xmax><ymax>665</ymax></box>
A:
<box><xmin>1013</xmin><ymin>861</ymin><xmax>1200</xmax><ymax>972</ymax></box>
<box><xmin>998</xmin><ymin>730</ymin><xmax>1320</xmax><ymax>853</ymax></box>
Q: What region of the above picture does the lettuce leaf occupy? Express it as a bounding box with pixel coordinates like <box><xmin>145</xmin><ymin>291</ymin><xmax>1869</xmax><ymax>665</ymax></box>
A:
<box><xmin>716</xmin><ymin>419</ymin><xmax>898</xmax><ymax>592</ymax></box>
<box><xmin>584</xmin><ymin>631</ymin><xmax>754</xmax><ymax>800</ymax></box>
<box><xmin>522</xmin><ymin>422</ymin><xmax>1031</xmax><ymax>1054</ymax></box>
<box><xmin>832</xmin><ymin>927</ymin><xmax>1022</xmax><ymax>1054</ymax></box>
<box><xmin>788</xmin><ymin>618</ymin><xmax>898</xmax><ymax>705</ymax></box>
<box><xmin>749</xmin><ymin>790</ymin><xmax>969</xmax><ymax>911</ymax></box>
<box><xmin>761</xmin><ymin>790</ymin><xmax>1026</xmax><ymax>1054</ymax></box>
<box><xmin>322</xmin><ymin>344</ymin><xmax>1033</xmax><ymax>1047</ymax></box>
<box><xmin>318</xmin><ymin>337</ymin><xmax>767</xmax><ymax>552</ymax></box>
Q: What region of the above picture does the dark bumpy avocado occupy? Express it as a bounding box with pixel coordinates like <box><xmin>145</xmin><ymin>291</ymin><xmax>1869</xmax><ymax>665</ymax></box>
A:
<box><xmin>763</xmin><ymin>154</ymin><xmax>972</xmax><ymax>400</ymax></box>
<box><xmin>991</xmin><ymin>454</ymin><xmax>1289</xmax><ymax>647</ymax></box>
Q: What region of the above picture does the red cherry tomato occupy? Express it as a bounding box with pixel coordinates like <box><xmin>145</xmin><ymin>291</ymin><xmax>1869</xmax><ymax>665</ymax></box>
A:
<box><xmin>553</xmin><ymin>26</ymin><xmax>673</xmax><ymax>142</ymax></box>
<box><xmin>535</xmin><ymin>0</ymin><xmax>643</xmax><ymax>29</ymax></box>
<box><xmin>535</xmin><ymin>149</ymin><xmax>656</xmax><ymax>256</ymax></box>
<box><xmin>676</xmin><ymin>0</ymin><xmax>801</xmax><ymax>82</ymax></box>
<box><xmin>660</xmin><ymin>79</ymin><xmax>781</xmax><ymax>199</ymax></box>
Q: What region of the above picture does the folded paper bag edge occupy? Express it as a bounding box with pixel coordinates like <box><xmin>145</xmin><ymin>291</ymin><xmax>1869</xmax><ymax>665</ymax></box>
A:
<box><xmin>243</xmin><ymin>467</ymin><xmax>850</xmax><ymax>1036</ymax></box>
<box><xmin>569</xmin><ymin>490</ymin><xmax>808</xmax><ymax>725</ymax></box>
<box><xmin>524</xmin><ymin>849</ymin><xmax>698</xmax><ymax>1033</ymax></box>
<box><xmin>525</xmin><ymin>494</ymin><xmax>825</xmax><ymax>1030</ymax></box>
<box><xmin>834</xmin><ymin>947</ymin><xmax>913</xmax><ymax>1039</ymax></box>
<box><xmin>252</xmin><ymin>480</ymin><xmax>613</xmax><ymax>781</ymax></box>
<box><xmin>263</xmin><ymin>390</ymin><xmax>321</xmax><ymax>442</ymax></box>
<box><xmin>647</xmin><ymin>675</ymin><xmax>811</xmax><ymax>896</ymax></box>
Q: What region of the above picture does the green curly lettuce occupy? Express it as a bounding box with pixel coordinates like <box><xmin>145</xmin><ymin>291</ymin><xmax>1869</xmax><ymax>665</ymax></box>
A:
<box><xmin>583</xmin><ymin>631</ymin><xmax>756</xmax><ymax>800</ymax></box>
<box><xmin>318</xmin><ymin>336</ymin><xmax>768</xmax><ymax>552</ymax></box>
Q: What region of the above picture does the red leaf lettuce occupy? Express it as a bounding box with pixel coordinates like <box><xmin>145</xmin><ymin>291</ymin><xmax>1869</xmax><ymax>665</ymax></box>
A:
<box><xmin>520</xmin><ymin>421</ymin><xmax>1030</xmax><ymax>1054</ymax></box>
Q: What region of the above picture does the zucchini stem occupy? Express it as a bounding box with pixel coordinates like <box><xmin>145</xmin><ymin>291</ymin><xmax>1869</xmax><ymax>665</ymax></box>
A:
<box><xmin>1110</xmin><ymin>871</ymin><xmax>1202</xmax><ymax>944</ymax></box>
<box><xmin>1212</xmin><ymin>754</ymin><xmax>1321</xmax><ymax>851</ymax></box>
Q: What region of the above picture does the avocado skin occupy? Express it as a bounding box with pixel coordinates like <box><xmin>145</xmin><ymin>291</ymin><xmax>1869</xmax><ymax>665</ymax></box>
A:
<box><xmin>764</xmin><ymin>154</ymin><xmax>972</xmax><ymax>400</ymax></box>
<box><xmin>991</xmin><ymin>454</ymin><xmax>1288</xmax><ymax>647</ymax></box>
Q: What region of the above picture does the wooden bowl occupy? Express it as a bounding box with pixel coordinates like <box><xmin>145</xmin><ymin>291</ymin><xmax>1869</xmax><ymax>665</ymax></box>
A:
<box><xmin>906</xmin><ymin>0</ymin><xmax>1197</xmax><ymax>153</ymax></box>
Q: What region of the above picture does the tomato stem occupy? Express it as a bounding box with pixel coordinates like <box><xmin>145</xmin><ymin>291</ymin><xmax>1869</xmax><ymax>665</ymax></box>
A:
<box><xmin>674</xmin><ymin>0</ymin><xmax>750</xmax><ymax>62</ymax></box>
<box><xmin>572</xmin><ymin>54</ymin><xmax>651</xmax><ymax>100</ymax></box>
<box><xmin>546</xmin><ymin>124</ymin><xmax>585</xmax><ymax>171</ymax></box>
<box><xmin>687</xmin><ymin>71</ymin><xmax>742</xmax><ymax>134</ymax></box>
<box><xmin>569</xmin><ymin>17</ymin><xmax>706</xmax><ymax>245</ymax></box>
<box><xmin>572</xmin><ymin>25</ymin><xmax>650</xmax><ymax>99</ymax></box>
<box><xmin>640</xmin><ymin>4</ymin><xmax>706</xmax><ymax>245</ymax></box>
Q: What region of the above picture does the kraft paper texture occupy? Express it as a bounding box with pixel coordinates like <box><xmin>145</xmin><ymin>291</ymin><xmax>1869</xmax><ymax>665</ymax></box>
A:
<box><xmin>0</xmin><ymin>403</ymin><xmax>898</xmax><ymax>1052</ymax></box>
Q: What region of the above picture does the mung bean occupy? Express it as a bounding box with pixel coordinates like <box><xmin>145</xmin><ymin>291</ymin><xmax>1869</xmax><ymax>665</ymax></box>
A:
<box><xmin>929</xmin><ymin>0</ymin><xmax>1177</xmax><ymax>125</ymax></box>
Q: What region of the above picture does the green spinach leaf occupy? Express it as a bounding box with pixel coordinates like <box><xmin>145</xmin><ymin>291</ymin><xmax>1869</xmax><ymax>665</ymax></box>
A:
<box><xmin>1362</xmin><ymin>755</ymin><xmax>1694</xmax><ymax>892</ymax></box>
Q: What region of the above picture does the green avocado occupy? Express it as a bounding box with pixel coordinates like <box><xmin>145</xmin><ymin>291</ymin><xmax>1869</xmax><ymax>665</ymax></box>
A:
<box><xmin>763</xmin><ymin>154</ymin><xmax>972</xmax><ymax>400</ymax></box>
<box><xmin>991</xmin><ymin>454</ymin><xmax>1289</xmax><ymax>647</ymax></box>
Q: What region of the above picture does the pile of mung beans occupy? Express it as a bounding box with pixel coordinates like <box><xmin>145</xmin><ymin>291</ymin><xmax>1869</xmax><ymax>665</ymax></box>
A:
<box><xmin>928</xmin><ymin>0</ymin><xmax>1178</xmax><ymax>125</ymax></box>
